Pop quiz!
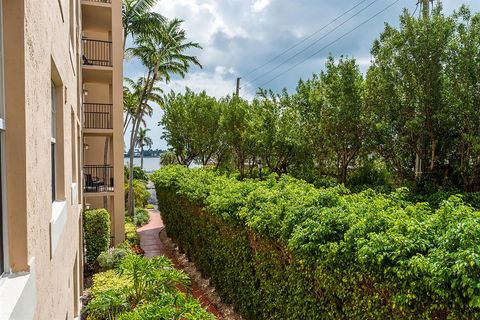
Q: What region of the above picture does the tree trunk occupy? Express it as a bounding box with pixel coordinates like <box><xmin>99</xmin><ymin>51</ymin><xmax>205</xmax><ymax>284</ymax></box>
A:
<box><xmin>140</xmin><ymin>145</ymin><xmax>144</xmax><ymax>169</ymax></box>
<box><xmin>127</xmin><ymin>67</ymin><xmax>157</xmax><ymax>217</ymax></box>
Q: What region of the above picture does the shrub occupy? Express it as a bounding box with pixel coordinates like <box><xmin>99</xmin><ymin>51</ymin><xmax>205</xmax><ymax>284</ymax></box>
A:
<box><xmin>146</xmin><ymin>204</ymin><xmax>154</xmax><ymax>209</ymax></box>
<box><xmin>124</xmin><ymin>221</ymin><xmax>140</xmax><ymax>246</ymax></box>
<box><xmin>125</xmin><ymin>179</ymin><xmax>149</xmax><ymax>209</ymax></box>
<box><xmin>133</xmin><ymin>208</ymin><xmax>150</xmax><ymax>227</ymax></box>
<box><xmin>89</xmin><ymin>270</ymin><xmax>132</xmax><ymax>298</ymax></box>
<box><xmin>152</xmin><ymin>166</ymin><xmax>480</xmax><ymax>319</ymax></box>
<box><xmin>124</xmin><ymin>166</ymin><xmax>149</xmax><ymax>182</ymax></box>
<box><xmin>97</xmin><ymin>244</ymin><xmax>134</xmax><ymax>271</ymax></box>
<box><xmin>83</xmin><ymin>209</ymin><xmax>111</xmax><ymax>272</ymax></box>
<box><xmin>83</xmin><ymin>254</ymin><xmax>214</xmax><ymax>320</ymax></box>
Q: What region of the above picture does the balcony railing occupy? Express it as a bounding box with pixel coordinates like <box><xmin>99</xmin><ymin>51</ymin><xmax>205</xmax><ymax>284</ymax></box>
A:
<box><xmin>84</xmin><ymin>103</ymin><xmax>113</xmax><ymax>129</ymax></box>
<box><xmin>82</xmin><ymin>39</ymin><xmax>112</xmax><ymax>67</ymax></box>
<box><xmin>85</xmin><ymin>0</ymin><xmax>112</xmax><ymax>3</ymax></box>
<box><xmin>84</xmin><ymin>165</ymin><xmax>114</xmax><ymax>193</ymax></box>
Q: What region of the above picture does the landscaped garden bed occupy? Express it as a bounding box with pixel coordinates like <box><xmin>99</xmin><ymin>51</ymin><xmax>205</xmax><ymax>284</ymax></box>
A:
<box><xmin>81</xmin><ymin>207</ymin><xmax>216</xmax><ymax>319</ymax></box>
<box><xmin>152</xmin><ymin>165</ymin><xmax>480</xmax><ymax>319</ymax></box>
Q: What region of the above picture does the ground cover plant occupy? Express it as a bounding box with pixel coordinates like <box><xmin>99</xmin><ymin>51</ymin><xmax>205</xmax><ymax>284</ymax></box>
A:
<box><xmin>152</xmin><ymin>165</ymin><xmax>480</xmax><ymax>319</ymax></box>
<box><xmin>84</xmin><ymin>253</ymin><xmax>215</xmax><ymax>320</ymax></box>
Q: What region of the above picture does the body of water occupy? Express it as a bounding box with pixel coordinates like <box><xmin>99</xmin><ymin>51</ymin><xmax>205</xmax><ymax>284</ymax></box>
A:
<box><xmin>124</xmin><ymin>157</ymin><xmax>203</xmax><ymax>173</ymax></box>
<box><xmin>124</xmin><ymin>157</ymin><xmax>161</xmax><ymax>173</ymax></box>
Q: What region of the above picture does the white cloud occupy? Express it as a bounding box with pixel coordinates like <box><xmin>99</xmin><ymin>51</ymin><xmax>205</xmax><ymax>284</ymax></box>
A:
<box><xmin>252</xmin><ymin>0</ymin><xmax>271</xmax><ymax>13</ymax></box>
<box><xmin>166</xmin><ymin>67</ymin><xmax>254</xmax><ymax>100</ymax></box>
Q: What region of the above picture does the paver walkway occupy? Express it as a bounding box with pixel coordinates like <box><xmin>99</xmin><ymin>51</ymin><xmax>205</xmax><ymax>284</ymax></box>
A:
<box><xmin>137</xmin><ymin>209</ymin><xmax>222</xmax><ymax>318</ymax></box>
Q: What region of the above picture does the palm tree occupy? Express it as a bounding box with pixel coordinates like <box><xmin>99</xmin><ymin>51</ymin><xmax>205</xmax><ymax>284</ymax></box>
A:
<box><xmin>125</xmin><ymin>17</ymin><xmax>202</xmax><ymax>217</ymax></box>
<box><xmin>136</xmin><ymin>127</ymin><xmax>153</xmax><ymax>169</ymax></box>
<box><xmin>122</xmin><ymin>0</ymin><xmax>164</xmax><ymax>50</ymax></box>
<box><xmin>123</xmin><ymin>77</ymin><xmax>163</xmax><ymax>135</ymax></box>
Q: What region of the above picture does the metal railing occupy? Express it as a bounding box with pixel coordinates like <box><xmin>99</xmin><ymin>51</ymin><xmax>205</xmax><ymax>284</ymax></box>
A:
<box><xmin>84</xmin><ymin>0</ymin><xmax>112</xmax><ymax>4</ymax></box>
<box><xmin>84</xmin><ymin>103</ymin><xmax>113</xmax><ymax>129</ymax></box>
<box><xmin>84</xmin><ymin>165</ymin><xmax>114</xmax><ymax>193</ymax></box>
<box><xmin>82</xmin><ymin>39</ymin><xmax>112</xmax><ymax>67</ymax></box>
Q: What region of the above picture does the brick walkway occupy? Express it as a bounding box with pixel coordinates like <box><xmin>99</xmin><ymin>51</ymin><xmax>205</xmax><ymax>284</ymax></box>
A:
<box><xmin>137</xmin><ymin>209</ymin><xmax>222</xmax><ymax>318</ymax></box>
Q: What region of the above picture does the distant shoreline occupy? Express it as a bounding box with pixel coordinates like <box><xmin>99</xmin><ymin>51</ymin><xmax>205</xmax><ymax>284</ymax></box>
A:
<box><xmin>123</xmin><ymin>156</ymin><xmax>161</xmax><ymax>159</ymax></box>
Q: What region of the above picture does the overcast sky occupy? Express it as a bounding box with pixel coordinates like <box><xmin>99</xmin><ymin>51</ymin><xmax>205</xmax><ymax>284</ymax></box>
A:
<box><xmin>124</xmin><ymin>0</ymin><xmax>480</xmax><ymax>150</ymax></box>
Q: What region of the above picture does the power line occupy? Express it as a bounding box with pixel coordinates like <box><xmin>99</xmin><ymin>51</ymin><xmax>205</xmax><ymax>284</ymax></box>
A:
<box><xmin>240</xmin><ymin>0</ymin><xmax>371</xmax><ymax>79</ymax></box>
<box><xmin>245</xmin><ymin>0</ymin><xmax>379</xmax><ymax>87</ymax></box>
<box><xmin>256</xmin><ymin>0</ymin><xmax>401</xmax><ymax>89</ymax></box>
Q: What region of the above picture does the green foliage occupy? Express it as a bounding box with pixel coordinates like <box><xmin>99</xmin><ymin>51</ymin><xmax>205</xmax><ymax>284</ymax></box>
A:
<box><xmin>84</xmin><ymin>254</ymin><xmax>213</xmax><ymax>320</ymax></box>
<box><xmin>159</xmin><ymin>151</ymin><xmax>178</xmax><ymax>166</ymax></box>
<box><xmin>146</xmin><ymin>204</ymin><xmax>154</xmax><ymax>209</ymax></box>
<box><xmin>89</xmin><ymin>270</ymin><xmax>132</xmax><ymax>298</ymax></box>
<box><xmin>97</xmin><ymin>245</ymin><xmax>134</xmax><ymax>271</ymax></box>
<box><xmin>152</xmin><ymin>166</ymin><xmax>480</xmax><ymax>319</ymax></box>
<box><xmin>116</xmin><ymin>294</ymin><xmax>215</xmax><ymax>320</ymax></box>
<box><xmin>155</xmin><ymin>5</ymin><xmax>480</xmax><ymax>193</ymax></box>
<box><xmin>124</xmin><ymin>220</ymin><xmax>140</xmax><ymax>246</ymax></box>
<box><xmin>125</xmin><ymin>179</ymin><xmax>149</xmax><ymax>209</ymax></box>
<box><xmin>133</xmin><ymin>208</ymin><xmax>150</xmax><ymax>227</ymax></box>
<box><xmin>84</xmin><ymin>209</ymin><xmax>111</xmax><ymax>272</ymax></box>
<box><xmin>125</xmin><ymin>166</ymin><xmax>149</xmax><ymax>184</ymax></box>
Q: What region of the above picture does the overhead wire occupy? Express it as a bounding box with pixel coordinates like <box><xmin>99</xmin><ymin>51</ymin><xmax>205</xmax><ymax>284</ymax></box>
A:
<box><xmin>243</xmin><ymin>0</ymin><xmax>380</xmax><ymax>87</ymax></box>
<box><xmin>256</xmin><ymin>0</ymin><xmax>401</xmax><ymax>89</ymax></box>
<box><xmin>240</xmin><ymin>0</ymin><xmax>371</xmax><ymax>79</ymax></box>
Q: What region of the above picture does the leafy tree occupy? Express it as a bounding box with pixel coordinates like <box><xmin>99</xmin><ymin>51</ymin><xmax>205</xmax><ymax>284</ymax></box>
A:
<box><xmin>366</xmin><ymin>5</ymin><xmax>455</xmax><ymax>185</ymax></box>
<box><xmin>443</xmin><ymin>7</ymin><xmax>480</xmax><ymax>190</ymax></box>
<box><xmin>161</xmin><ymin>89</ymin><xmax>221</xmax><ymax>166</ymax></box>
<box><xmin>254</xmin><ymin>89</ymin><xmax>308</xmax><ymax>176</ymax></box>
<box><xmin>160</xmin><ymin>151</ymin><xmax>179</xmax><ymax>166</ymax></box>
<box><xmin>320</xmin><ymin>56</ymin><xmax>365</xmax><ymax>183</ymax></box>
<box><xmin>219</xmin><ymin>95</ymin><xmax>255</xmax><ymax>178</ymax></box>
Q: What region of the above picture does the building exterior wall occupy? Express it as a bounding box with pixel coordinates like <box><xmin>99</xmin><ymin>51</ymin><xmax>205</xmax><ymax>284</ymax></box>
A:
<box><xmin>82</xmin><ymin>0</ymin><xmax>124</xmax><ymax>245</ymax></box>
<box><xmin>0</xmin><ymin>0</ymin><xmax>123</xmax><ymax>318</ymax></box>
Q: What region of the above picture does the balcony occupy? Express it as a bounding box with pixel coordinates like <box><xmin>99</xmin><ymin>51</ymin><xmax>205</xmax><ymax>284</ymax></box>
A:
<box><xmin>82</xmin><ymin>1</ymin><xmax>112</xmax><ymax>32</ymax></box>
<box><xmin>84</xmin><ymin>0</ymin><xmax>111</xmax><ymax>3</ymax></box>
<box><xmin>84</xmin><ymin>165</ymin><xmax>114</xmax><ymax>193</ymax></box>
<box><xmin>82</xmin><ymin>39</ymin><xmax>112</xmax><ymax>67</ymax></box>
<box><xmin>84</xmin><ymin>103</ymin><xmax>113</xmax><ymax>130</ymax></box>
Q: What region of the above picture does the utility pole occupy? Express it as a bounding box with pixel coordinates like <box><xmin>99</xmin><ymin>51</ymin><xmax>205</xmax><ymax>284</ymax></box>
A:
<box><xmin>421</xmin><ymin>0</ymin><xmax>430</xmax><ymax>20</ymax></box>
<box><xmin>235</xmin><ymin>77</ymin><xmax>241</xmax><ymax>96</ymax></box>
<box><xmin>415</xmin><ymin>0</ymin><xmax>432</xmax><ymax>180</ymax></box>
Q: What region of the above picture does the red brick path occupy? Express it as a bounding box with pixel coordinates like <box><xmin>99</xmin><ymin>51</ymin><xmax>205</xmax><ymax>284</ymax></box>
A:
<box><xmin>137</xmin><ymin>210</ymin><xmax>222</xmax><ymax>318</ymax></box>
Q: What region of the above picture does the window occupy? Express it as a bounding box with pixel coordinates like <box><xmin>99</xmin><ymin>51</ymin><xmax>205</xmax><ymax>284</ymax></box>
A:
<box><xmin>51</xmin><ymin>82</ymin><xmax>57</xmax><ymax>202</ymax></box>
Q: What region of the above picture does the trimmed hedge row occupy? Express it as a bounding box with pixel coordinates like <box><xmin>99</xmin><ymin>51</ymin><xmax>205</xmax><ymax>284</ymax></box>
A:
<box><xmin>83</xmin><ymin>209</ymin><xmax>111</xmax><ymax>272</ymax></box>
<box><xmin>152</xmin><ymin>166</ymin><xmax>480</xmax><ymax>319</ymax></box>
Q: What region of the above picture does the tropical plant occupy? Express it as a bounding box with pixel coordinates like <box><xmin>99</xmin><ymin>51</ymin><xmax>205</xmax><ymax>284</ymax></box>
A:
<box><xmin>84</xmin><ymin>254</ymin><xmax>213</xmax><ymax>320</ymax></box>
<box><xmin>125</xmin><ymin>17</ymin><xmax>202</xmax><ymax>217</ymax></box>
<box><xmin>136</xmin><ymin>127</ymin><xmax>153</xmax><ymax>169</ymax></box>
<box><xmin>125</xmin><ymin>179</ymin><xmax>149</xmax><ymax>209</ymax></box>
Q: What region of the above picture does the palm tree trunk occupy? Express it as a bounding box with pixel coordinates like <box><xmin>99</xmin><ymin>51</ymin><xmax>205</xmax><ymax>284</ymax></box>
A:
<box><xmin>127</xmin><ymin>67</ymin><xmax>157</xmax><ymax>217</ymax></box>
<box><xmin>140</xmin><ymin>145</ymin><xmax>144</xmax><ymax>169</ymax></box>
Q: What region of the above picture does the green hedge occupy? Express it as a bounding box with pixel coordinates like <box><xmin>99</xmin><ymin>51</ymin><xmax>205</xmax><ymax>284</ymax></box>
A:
<box><xmin>152</xmin><ymin>165</ymin><xmax>480</xmax><ymax>319</ymax></box>
<box><xmin>84</xmin><ymin>209</ymin><xmax>111</xmax><ymax>272</ymax></box>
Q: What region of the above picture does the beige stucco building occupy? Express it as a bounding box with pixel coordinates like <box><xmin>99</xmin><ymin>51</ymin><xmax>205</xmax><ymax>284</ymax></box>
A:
<box><xmin>0</xmin><ymin>0</ymin><xmax>124</xmax><ymax>318</ymax></box>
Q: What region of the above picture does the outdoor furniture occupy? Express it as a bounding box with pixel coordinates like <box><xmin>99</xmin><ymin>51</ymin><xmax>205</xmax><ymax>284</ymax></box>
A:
<box><xmin>84</xmin><ymin>173</ymin><xmax>104</xmax><ymax>192</ymax></box>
